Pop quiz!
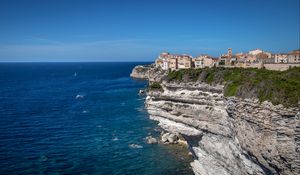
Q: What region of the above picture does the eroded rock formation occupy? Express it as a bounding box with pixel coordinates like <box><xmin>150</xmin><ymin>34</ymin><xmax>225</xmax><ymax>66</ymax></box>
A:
<box><xmin>131</xmin><ymin>65</ymin><xmax>300</xmax><ymax>175</ymax></box>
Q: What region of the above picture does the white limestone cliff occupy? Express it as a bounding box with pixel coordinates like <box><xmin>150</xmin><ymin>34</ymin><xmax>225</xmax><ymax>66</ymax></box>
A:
<box><xmin>131</xmin><ymin>65</ymin><xmax>300</xmax><ymax>175</ymax></box>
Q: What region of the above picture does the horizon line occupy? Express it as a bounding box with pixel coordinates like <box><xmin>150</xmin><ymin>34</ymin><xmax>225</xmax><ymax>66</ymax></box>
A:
<box><xmin>0</xmin><ymin>61</ymin><xmax>153</xmax><ymax>63</ymax></box>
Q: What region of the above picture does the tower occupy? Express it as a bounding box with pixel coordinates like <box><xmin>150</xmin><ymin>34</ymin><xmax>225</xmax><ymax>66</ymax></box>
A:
<box><xmin>228</xmin><ymin>48</ymin><xmax>232</xmax><ymax>58</ymax></box>
<box><xmin>225</xmin><ymin>48</ymin><xmax>233</xmax><ymax>65</ymax></box>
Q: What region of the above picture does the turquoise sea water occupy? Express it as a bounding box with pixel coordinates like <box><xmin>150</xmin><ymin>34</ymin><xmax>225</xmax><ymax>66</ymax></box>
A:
<box><xmin>0</xmin><ymin>62</ymin><xmax>193</xmax><ymax>175</ymax></box>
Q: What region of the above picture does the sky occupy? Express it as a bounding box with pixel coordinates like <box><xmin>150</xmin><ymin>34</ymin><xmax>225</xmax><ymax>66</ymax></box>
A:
<box><xmin>0</xmin><ymin>0</ymin><xmax>299</xmax><ymax>62</ymax></box>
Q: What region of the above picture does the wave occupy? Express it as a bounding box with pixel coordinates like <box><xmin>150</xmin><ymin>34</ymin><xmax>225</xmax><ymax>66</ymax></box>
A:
<box><xmin>128</xmin><ymin>144</ymin><xmax>143</xmax><ymax>149</ymax></box>
<box><xmin>112</xmin><ymin>137</ymin><xmax>119</xmax><ymax>141</ymax></box>
<box><xmin>75</xmin><ymin>94</ymin><xmax>84</xmax><ymax>99</ymax></box>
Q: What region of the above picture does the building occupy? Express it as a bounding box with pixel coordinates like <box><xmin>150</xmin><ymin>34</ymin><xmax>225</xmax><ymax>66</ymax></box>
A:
<box><xmin>229</xmin><ymin>57</ymin><xmax>238</xmax><ymax>65</ymax></box>
<box><xmin>249</xmin><ymin>49</ymin><xmax>272</xmax><ymax>58</ymax></box>
<box><xmin>194</xmin><ymin>57</ymin><xmax>204</xmax><ymax>68</ymax></box>
<box><xmin>162</xmin><ymin>58</ymin><xmax>169</xmax><ymax>70</ymax></box>
<box><xmin>168</xmin><ymin>57</ymin><xmax>178</xmax><ymax>70</ymax></box>
<box><xmin>177</xmin><ymin>54</ymin><xmax>192</xmax><ymax>69</ymax></box>
<box><xmin>155</xmin><ymin>52</ymin><xmax>192</xmax><ymax>70</ymax></box>
<box><xmin>274</xmin><ymin>53</ymin><xmax>288</xmax><ymax>63</ymax></box>
<box><xmin>203</xmin><ymin>55</ymin><xmax>214</xmax><ymax>68</ymax></box>
<box><xmin>287</xmin><ymin>50</ymin><xmax>300</xmax><ymax>63</ymax></box>
<box><xmin>235</xmin><ymin>52</ymin><xmax>246</xmax><ymax>59</ymax></box>
<box><xmin>194</xmin><ymin>55</ymin><xmax>217</xmax><ymax>68</ymax></box>
<box><xmin>156</xmin><ymin>52</ymin><xmax>175</xmax><ymax>70</ymax></box>
<box><xmin>248</xmin><ymin>49</ymin><xmax>272</xmax><ymax>63</ymax></box>
<box><xmin>194</xmin><ymin>55</ymin><xmax>207</xmax><ymax>68</ymax></box>
<box><xmin>225</xmin><ymin>48</ymin><xmax>233</xmax><ymax>65</ymax></box>
<box><xmin>211</xmin><ymin>58</ymin><xmax>219</xmax><ymax>66</ymax></box>
<box><xmin>154</xmin><ymin>48</ymin><xmax>299</xmax><ymax>71</ymax></box>
<box><xmin>219</xmin><ymin>48</ymin><xmax>234</xmax><ymax>65</ymax></box>
<box><xmin>228</xmin><ymin>48</ymin><xmax>232</xmax><ymax>58</ymax></box>
<box><xmin>218</xmin><ymin>55</ymin><xmax>227</xmax><ymax>66</ymax></box>
<box><xmin>249</xmin><ymin>49</ymin><xmax>263</xmax><ymax>55</ymax></box>
<box><xmin>246</xmin><ymin>54</ymin><xmax>258</xmax><ymax>63</ymax></box>
<box><xmin>155</xmin><ymin>58</ymin><xmax>163</xmax><ymax>68</ymax></box>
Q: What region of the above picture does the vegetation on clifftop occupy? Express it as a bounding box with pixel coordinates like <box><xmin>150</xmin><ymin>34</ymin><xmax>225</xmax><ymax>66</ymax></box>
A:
<box><xmin>167</xmin><ymin>67</ymin><xmax>300</xmax><ymax>107</ymax></box>
<box><xmin>148</xmin><ymin>82</ymin><xmax>163</xmax><ymax>91</ymax></box>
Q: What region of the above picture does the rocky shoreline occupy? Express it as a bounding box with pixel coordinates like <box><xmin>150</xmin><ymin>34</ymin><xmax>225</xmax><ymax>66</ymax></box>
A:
<box><xmin>131</xmin><ymin>65</ymin><xmax>300</xmax><ymax>175</ymax></box>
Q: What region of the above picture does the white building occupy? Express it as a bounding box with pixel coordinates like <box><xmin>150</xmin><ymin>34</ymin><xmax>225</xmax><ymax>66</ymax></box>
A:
<box><xmin>274</xmin><ymin>54</ymin><xmax>288</xmax><ymax>63</ymax></box>
<box><xmin>249</xmin><ymin>49</ymin><xmax>272</xmax><ymax>58</ymax></box>
<box><xmin>162</xmin><ymin>58</ymin><xmax>169</xmax><ymax>70</ymax></box>
<box><xmin>249</xmin><ymin>49</ymin><xmax>263</xmax><ymax>55</ymax></box>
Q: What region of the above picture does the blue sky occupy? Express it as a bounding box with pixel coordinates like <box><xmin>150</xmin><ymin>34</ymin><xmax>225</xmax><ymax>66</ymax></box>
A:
<box><xmin>0</xmin><ymin>0</ymin><xmax>299</xmax><ymax>62</ymax></box>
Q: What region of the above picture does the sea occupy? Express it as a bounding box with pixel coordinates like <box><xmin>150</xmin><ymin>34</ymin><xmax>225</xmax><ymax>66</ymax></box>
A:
<box><xmin>0</xmin><ymin>62</ymin><xmax>193</xmax><ymax>175</ymax></box>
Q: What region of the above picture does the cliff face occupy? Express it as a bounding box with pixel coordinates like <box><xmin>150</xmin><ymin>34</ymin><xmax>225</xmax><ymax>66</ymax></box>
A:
<box><xmin>146</xmin><ymin>82</ymin><xmax>299</xmax><ymax>175</ymax></box>
<box><xmin>130</xmin><ymin>65</ymin><xmax>151</xmax><ymax>79</ymax></box>
<box><xmin>131</xmin><ymin>65</ymin><xmax>300</xmax><ymax>175</ymax></box>
<box><xmin>130</xmin><ymin>65</ymin><xmax>167</xmax><ymax>82</ymax></box>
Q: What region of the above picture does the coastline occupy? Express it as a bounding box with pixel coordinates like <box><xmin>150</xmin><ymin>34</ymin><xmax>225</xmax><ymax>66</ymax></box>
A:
<box><xmin>131</xmin><ymin>64</ymin><xmax>300</xmax><ymax>175</ymax></box>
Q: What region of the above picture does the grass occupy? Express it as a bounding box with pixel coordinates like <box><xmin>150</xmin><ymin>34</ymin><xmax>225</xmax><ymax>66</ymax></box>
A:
<box><xmin>167</xmin><ymin>67</ymin><xmax>300</xmax><ymax>107</ymax></box>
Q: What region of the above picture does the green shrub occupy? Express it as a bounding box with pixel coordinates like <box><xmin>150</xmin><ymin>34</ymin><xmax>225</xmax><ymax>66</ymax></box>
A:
<box><xmin>149</xmin><ymin>82</ymin><xmax>163</xmax><ymax>91</ymax></box>
<box><xmin>224</xmin><ymin>82</ymin><xmax>239</xmax><ymax>96</ymax></box>
<box><xmin>167</xmin><ymin>70</ymin><xmax>184</xmax><ymax>81</ymax></box>
<box><xmin>166</xmin><ymin>67</ymin><xmax>300</xmax><ymax>107</ymax></box>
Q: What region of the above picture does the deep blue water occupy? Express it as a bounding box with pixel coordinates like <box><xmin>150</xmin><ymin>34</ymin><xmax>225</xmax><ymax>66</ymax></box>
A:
<box><xmin>0</xmin><ymin>62</ymin><xmax>192</xmax><ymax>175</ymax></box>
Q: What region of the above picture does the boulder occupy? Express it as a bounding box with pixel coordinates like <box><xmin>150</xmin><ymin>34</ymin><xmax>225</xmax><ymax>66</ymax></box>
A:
<box><xmin>161</xmin><ymin>132</ymin><xmax>179</xmax><ymax>144</ymax></box>
<box><xmin>168</xmin><ymin>133</ymin><xmax>179</xmax><ymax>143</ymax></box>
<box><xmin>139</xmin><ymin>89</ymin><xmax>145</xmax><ymax>95</ymax></box>
<box><xmin>145</xmin><ymin>136</ymin><xmax>158</xmax><ymax>144</ymax></box>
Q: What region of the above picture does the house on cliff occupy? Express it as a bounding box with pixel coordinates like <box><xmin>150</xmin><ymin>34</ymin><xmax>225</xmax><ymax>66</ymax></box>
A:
<box><xmin>275</xmin><ymin>53</ymin><xmax>288</xmax><ymax>63</ymax></box>
<box><xmin>287</xmin><ymin>49</ymin><xmax>300</xmax><ymax>63</ymax></box>
<box><xmin>194</xmin><ymin>55</ymin><xmax>216</xmax><ymax>68</ymax></box>
<box><xmin>177</xmin><ymin>54</ymin><xmax>193</xmax><ymax>69</ymax></box>
<box><xmin>248</xmin><ymin>49</ymin><xmax>273</xmax><ymax>63</ymax></box>
<box><xmin>155</xmin><ymin>52</ymin><xmax>192</xmax><ymax>70</ymax></box>
<box><xmin>155</xmin><ymin>58</ymin><xmax>163</xmax><ymax>68</ymax></box>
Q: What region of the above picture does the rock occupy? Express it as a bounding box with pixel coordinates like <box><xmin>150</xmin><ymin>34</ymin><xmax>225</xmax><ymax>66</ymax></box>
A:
<box><xmin>135</xmin><ymin>65</ymin><xmax>300</xmax><ymax>175</ymax></box>
<box><xmin>145</xmin><ymin>136</ymin><xmax>158</xmax><ymax>144</ymax></box>
<box><xmin>146</xmin><ymin>75</ymin><xmax>299</xmax><ymax>174</ymax></box>
<box><xmin>161</xmin><ymin>133</ymin><xmax>169</xmax><ymax>142</ymax></box>
<box><xmin>167</xmin><ymin>133</ymin><xmax>179</xmax><ymax>143</ymax></box>
<box><xmin>139</xmin><ymin>89</ymin><xmax>145</xmax><ymax>95</ymax></box>
<box><xmin>130</xmin><ymin>65</ymin><xmax>151</xmax><ymax>79</ymax></box>
<box><xmin>161</xmin><ymin>133</ymin><xmax>179</xmax><ymax>144</ymax></box>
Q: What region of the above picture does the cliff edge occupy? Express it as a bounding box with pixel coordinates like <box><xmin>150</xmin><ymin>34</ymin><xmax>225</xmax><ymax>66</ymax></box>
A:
<box><xmin>132</xmin><ymin>65</ymin><xmax>300</xmax><ymax>175</ymax></box>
